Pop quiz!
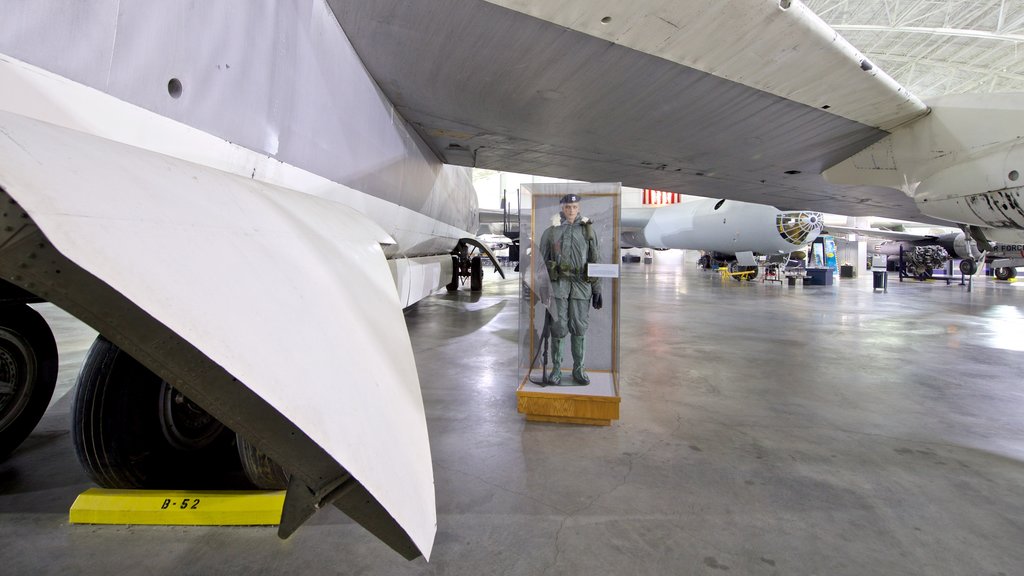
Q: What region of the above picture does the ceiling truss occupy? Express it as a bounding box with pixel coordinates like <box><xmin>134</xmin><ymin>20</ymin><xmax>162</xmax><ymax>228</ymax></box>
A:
<box><xmin>804</xmin><ymin>0</ymin><xmax>1024</xmax><ymax>99</ymax></box>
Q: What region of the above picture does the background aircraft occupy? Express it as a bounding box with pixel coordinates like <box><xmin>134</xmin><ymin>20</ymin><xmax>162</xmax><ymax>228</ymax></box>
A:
<box><xmin>621</xmin><ymin>198</ymin><xmax>823</xmax><ymax>278</ymax></box>
<box><xmin>826</xmin><ymin>224</ymin><xmax>1023</xmax><ymax>279</ymax></box>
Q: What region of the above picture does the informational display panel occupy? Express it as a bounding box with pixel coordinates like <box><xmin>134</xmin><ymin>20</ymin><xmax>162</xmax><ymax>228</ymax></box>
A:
<box><xmin>516</xmin><ymin>183</ymin><xmax>621</xmax><ymax>425</ymax></box>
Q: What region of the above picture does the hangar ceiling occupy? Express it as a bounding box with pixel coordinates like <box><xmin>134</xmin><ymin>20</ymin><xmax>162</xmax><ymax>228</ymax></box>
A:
<box><xmin>805</xmin><ymin>0</ymin><xmax>1024</xmax><ymax>99</ymax></box>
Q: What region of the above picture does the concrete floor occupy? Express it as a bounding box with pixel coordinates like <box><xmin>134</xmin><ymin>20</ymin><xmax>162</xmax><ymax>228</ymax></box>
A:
<box><xmin>2</xmin><ymin>252</ymin><xmax>1023</xmax><ymax>575</ymax></box>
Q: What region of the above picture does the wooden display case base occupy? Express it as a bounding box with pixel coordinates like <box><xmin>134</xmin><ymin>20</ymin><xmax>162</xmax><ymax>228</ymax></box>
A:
<box><xmin>517</xmin><ymin>371</ymin><xmax>619</xmax><ymax>426</ymax></box>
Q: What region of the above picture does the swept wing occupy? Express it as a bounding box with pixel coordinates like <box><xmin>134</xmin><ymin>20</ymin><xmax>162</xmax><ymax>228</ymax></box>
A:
<box><xmin>328</xmin><ymin>0</ymin><xmax>930</xmax><ymax>219</ymax></box>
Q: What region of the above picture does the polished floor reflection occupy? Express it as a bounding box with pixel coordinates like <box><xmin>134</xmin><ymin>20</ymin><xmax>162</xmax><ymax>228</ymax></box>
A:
<box><xmin>2</xmin><ymin>252</ymin><xmax>1023</xmax><ymax>575</ymax></box>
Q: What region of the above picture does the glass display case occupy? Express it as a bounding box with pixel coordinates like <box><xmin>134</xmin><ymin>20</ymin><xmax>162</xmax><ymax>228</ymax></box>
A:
<box><xmin>516</xmin><ymin>183</ymin><xmax>621</xmax><ymax>425</ymax></box>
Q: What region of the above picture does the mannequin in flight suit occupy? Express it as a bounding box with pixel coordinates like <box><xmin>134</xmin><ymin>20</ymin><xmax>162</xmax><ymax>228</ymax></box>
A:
<box><xmin>539</xmin><ymin>193</ymin><xmax>602</xmax><ymax>385</ymax></box>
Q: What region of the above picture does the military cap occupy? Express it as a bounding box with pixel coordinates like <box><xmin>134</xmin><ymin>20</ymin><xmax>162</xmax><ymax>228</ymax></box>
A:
<box><xmin>559</xmin><ymin>193</ymin><xmax>581</xmax><ymax>204</ymax></box>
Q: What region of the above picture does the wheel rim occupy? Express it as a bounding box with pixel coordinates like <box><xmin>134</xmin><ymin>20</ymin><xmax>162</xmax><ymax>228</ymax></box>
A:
<box><xmin>158</xmin><ymin>382</ymin><xmax>224</xmax><ymax>451</ymax></box>
<box><xmin>0</xmin><ymin>327</ymin><xmax>37</xmax><ymax>430</ymax></box>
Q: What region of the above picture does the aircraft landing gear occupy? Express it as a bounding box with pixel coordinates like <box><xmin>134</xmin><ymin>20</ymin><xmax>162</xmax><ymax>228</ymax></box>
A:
<box><xmin>72</xmin><ymin>335</ymin><xmax>251</xmax><ymax>489</ymax></box>
<box><xmin>470</xmin><ymin>255</ymin><xmax>483</xmax><ymax>291</ymax></box>
<box><xmin>995</xmin><ymin>267</ymin><xmax>1017</xmax><ymax>280</ymax></box>
<box><xmin>0</xmin><ymin>303</ymin><xmax>57</xmax><ymax>459</ymax></box>
<box><xmin>448</xmin><ymin>252</ymin><xmax>483</xmax><ymax>292</ymax></box>
<box><xmin>960</xmin><ymin>259</ymin><xmax>978</xmax><ymax>275</ymax></box>
<box><xmin>727</xmin><ymin>261</ymin><xmax>758</xmax><ymax>281</ymax></box>
<box><xmin>448</xmin><ymin>238</ymin><xmax>504</xmax><ymax>292</ymax></box>
<box><xmin>237</xmin><ymin>433</ymin><xmax>289</xmax><ymax>489</ymax></box>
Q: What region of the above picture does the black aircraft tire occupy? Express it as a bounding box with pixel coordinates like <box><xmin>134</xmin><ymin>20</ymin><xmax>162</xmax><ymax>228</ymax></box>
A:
<box><xmin>995</xmin><ymin>267</ymin><xmax>1013</xmax><ymax>280</ymax></box>
<box><xmin>0</xmin><ymin>304</ymin><xmax>58</xmax><ymax>459</ymax></box>
<box><xmin>446</xmin><ymin>255</ymin><xmax>460</xmax><ymax>292</ymax></box>
<box><xmin>72</xmin><ymin>335</ymin><xmax>244</xmax><ymax>489</ymax></box>
<box><xmin>960</xmin><ymin>259</ymin><xmax>978</xmax><ymax>275</ymax></box>
<box><xmin>470</xmin><ymin>255</ymin><xmax>483</xmax><ymax>291</ymax></box>
<box><xmin>237</xmin><ymin>433</ymin><xmax>289</xmax><ymax>490</ymax></box>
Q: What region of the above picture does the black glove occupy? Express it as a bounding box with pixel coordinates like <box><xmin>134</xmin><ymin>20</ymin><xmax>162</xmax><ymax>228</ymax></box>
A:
<box><xmin>592</xmin><ymin>292</ymin><xmax>603</xmax><ymax>310</ymax></box>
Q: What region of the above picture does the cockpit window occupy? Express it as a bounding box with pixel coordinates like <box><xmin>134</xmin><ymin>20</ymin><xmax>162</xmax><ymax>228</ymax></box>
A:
<box><xmin>713</xmin><ymin>199</ymin><xmax>725</xmax><ymax>210</ymax></box>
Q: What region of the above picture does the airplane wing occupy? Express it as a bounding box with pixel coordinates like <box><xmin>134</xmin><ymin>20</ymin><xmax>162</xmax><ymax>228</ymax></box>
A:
<box><xmin>328</xmin><ymin>0</ymin><xmax>929</xmax><ymax>220</ymax></box>
<box><xmin>477</xmin><ymin>207</ymin><xmax>512</xmax><ymax>235</ymax></box>
<box><xmin>621</xmin><ymin>208</ymin><xmax>656</xmax><ymax>232</ymax></box>
<box><xmin>478</xmin><ymin>208</ymin><xmax>508</xmax><ymax>224</ymax></box>
<box><xmin>822</xmin><ymin>224</ymin><xmax>935</xmax><ymax>242</ymax></box>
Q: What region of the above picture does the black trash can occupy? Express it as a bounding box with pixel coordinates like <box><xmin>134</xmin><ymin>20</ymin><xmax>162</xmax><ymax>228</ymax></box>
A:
<box><xmin>873</xmin><ymin>270</ymin><xmax>886</xmax><ymax>290</ymax></box>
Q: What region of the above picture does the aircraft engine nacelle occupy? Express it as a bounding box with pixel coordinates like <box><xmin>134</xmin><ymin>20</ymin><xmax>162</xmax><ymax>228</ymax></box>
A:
<box><xmin>620</xmin><ymin>230</ymin><xmax>648</xmax><ymax>249</ymax></box>
<box><xmin>933</xmin><ymin>231</ymin><xmax>981</xmax><ymax>260</ymax></box>
<box><xmin>914</xmin><ymin>141</ymin><xmax>1024</xmax><ymax>231</ymax></box>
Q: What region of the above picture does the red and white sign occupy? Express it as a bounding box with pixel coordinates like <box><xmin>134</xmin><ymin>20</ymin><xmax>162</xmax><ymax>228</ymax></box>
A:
<box><xmin>643</xmin><ymin>189</ymin><xmax>681</xmax><ymax>206</ymax></box>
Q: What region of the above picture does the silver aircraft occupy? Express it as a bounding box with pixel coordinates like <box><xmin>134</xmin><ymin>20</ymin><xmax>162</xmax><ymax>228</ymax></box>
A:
<box><xmin>621</xmin><ymin>198</ymin><xmax>823</xmax><ymax>277</ymax></box>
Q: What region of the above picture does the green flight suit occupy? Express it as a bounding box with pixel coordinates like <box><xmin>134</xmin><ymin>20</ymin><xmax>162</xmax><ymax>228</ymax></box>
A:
<box><xmin>540</xmin><ymin>213</ymin><xmax>601</xmax><ymax>385</ymax></box>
